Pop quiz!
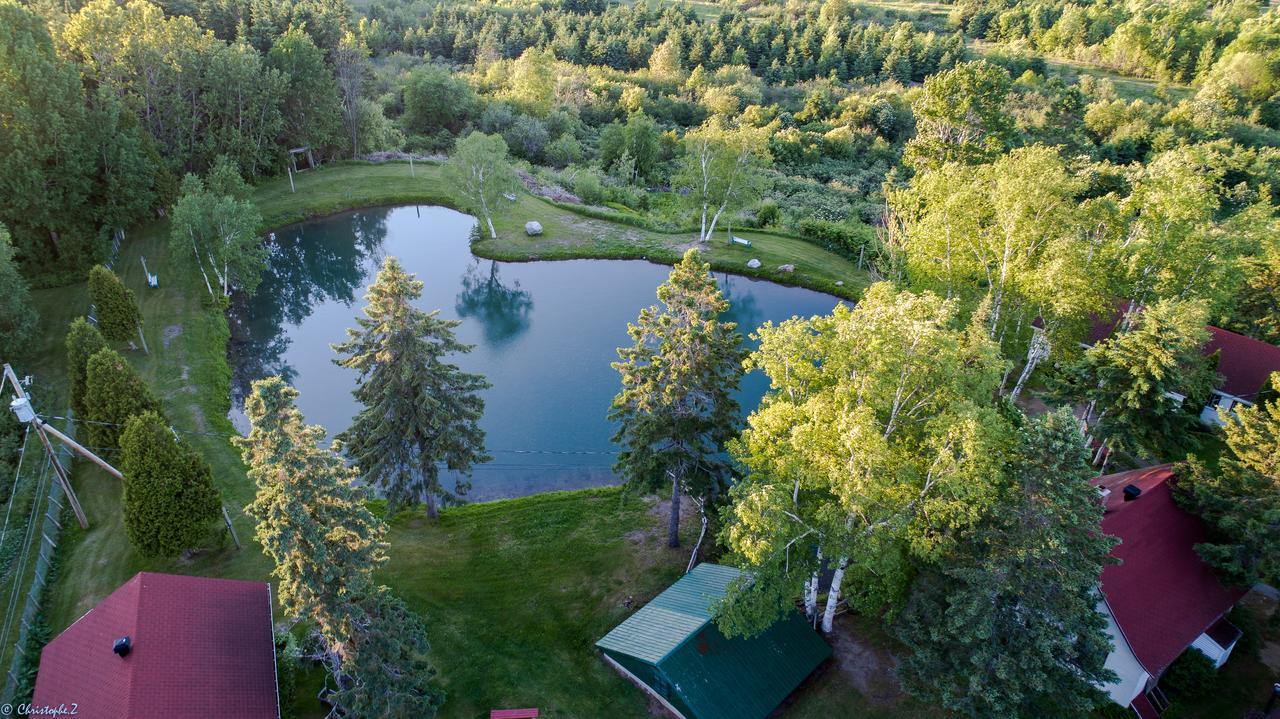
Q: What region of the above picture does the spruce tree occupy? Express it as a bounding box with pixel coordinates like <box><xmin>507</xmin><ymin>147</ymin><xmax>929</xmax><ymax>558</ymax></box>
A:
<box><xmin>894</xmin><ymin>410</ymin><xmax>1118</xmax><ymax>718</ymax></box>
<box><xmin>119</xmin><ymin>411</ymin><xmax>221</xmax><ymax>558</ymax></box>
<box><xmin>333</xmin><ymin>257</ymin><xmax>490</xmax><ymax>518</ymax></box>
<box><xmin>83</xmin><ymin>348</ymin><xmax>162</xmax><ymax>448</ymax></box>
<box><xmin>234</xmin><ymin>377</ymin><xmax>387</xmax><ymax>656</ymax></box>
<box><xmin>610</xmin><ymin>249</ymin><xmax>745</xmax><ymax>549</ymax></box>
<box><xmin>88</xmin><ymin>264</ymin><xmax>146</xmax><ymax>353</ymax></box>
<box><xmin>65</xmin><ymin>317</ymin><xmax>108</xmax><ymax>419</ymax></box>
<box><xmin>328</xmin><ymin>587</ymin><xmax>445</xmax><ymax>718</ymax></box>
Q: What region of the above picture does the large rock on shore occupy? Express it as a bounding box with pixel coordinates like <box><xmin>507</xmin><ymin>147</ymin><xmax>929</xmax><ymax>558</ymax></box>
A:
<box><xmin>746</xmin><ymin>258</ymin><xmax>762</xmax><ymax>269</ymax></box>
<box><xmin>525</xmin><ymin>221</ymin><xmax>543</xmax><ymax>236</ymax></box>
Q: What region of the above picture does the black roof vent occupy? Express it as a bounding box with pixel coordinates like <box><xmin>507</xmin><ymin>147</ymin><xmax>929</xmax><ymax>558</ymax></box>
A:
<box><xmin>113</xmin><ymin>635</ymin><xmax>131</xmax><ymax>658</ymax></box>
<box><xmin>1123</xmin><ymin>484</ymin><xmax>1142</xmax><ymax>502</ymax></box>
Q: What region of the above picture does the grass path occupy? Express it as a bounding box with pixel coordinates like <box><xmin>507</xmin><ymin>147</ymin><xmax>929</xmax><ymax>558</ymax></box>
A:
<box><xmin>27</xmin><ymin>161</ymin><xmax>868</xmax><ymax>717</ymax></box>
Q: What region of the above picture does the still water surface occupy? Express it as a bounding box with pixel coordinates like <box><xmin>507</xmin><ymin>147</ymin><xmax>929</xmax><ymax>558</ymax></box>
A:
<box><xmin>229</xmin><ymin>205</ymin><xmax>843</xmax><ymax>500</ymax></box>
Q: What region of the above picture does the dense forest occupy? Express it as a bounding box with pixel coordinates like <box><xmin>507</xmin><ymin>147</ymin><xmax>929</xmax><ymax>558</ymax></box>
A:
<box><xmin>2</xmin><ymin>0</ymin><xmax>1279</xmax><ymax>717</ymax></box>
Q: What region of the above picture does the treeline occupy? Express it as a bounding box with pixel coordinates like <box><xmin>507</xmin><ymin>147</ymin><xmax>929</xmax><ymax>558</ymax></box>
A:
<box><xmin>1</xmin><ymin>0</ymin><xmax>352</xmax><ymax>278</ymax></box>
<box><xmin>366</xmin><ymin>0</ymin><xmax>965</xmax><ymax>84</ymax></box>
<box><xmin>950</xmin><ymin>0</ymin><xmax>1280</xmax><ymax>127</ymax></box>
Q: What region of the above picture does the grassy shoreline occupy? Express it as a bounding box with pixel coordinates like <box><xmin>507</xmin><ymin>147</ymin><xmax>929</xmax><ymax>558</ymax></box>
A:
<box><xmin>255</xmin><ymin>161</ymin><xmax>871</xmax><ymax>299</ymax></box>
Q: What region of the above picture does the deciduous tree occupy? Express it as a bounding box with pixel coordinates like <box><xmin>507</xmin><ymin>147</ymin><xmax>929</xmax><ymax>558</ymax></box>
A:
<box><xmin>169</xmin><ymin>160</ymin><xmax>267</xmax><ymax>298</ymax></box>
<box><xmin>334</xmin><ymin>258</ymin><xmax>490</xmax><ymax>518</ymax></box>
<box><xmin>444</xmin><ymin>132</ymin><xmax>517</xmax><ymax>240</ymax></box>
<box><xmin>718</xmin><ymin>283</ymin><xmax>1006</xmax><ymax>635</ymax></box>
<box><xmin>904</xmin><ymin>60</ymin><xmax>1014</xmax><ymax>169</ymax></box>
<box><xmin>610</xmin><ymin>249</ymin><xmax>745</xmax><ymax>551</ymax></box>
<box><xmin>119</xmin><ymin>411</ymin><xmax>221</xmax><ymax>558</ymax></box>
<box><xmin>0</xmin><ymin>225</ymin><xmax>37</xmax><ymax>356</ymax></box>
<box><xmin>674</xmin><ymin>120</ymin><xmax>770</xmax><ymax>244</ymax></box>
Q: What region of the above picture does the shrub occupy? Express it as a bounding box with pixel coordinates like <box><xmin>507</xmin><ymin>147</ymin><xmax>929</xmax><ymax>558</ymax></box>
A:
<box><xmin>87</xmin><ymin>265</ymin><xmax>140</xmax><ymax>344</ymax></box>
<box><xmin>573</xmin><ymin>171</ymin><xmax>605</xmax><ymax>205</ymax></box>
<box><xmin>1160</xmin><ymin>648</ymin><xmax>1218</xmax><ymax>702</ymax></box>
<box><xmin>119</xmin><ymin>411</ymin><xmax>221</xmax><ymax>558</ymax></box>
<box><xmin>83</xmin><ymin>348</ymin><xmax>162</xmax><ymax>448</ymax></box>
<box><xmin>797</xmin><ymin>218</ymin><xmax>877</xmax><ymax>259</ymax></box>
<box><xmin>65</xmin><ymin>317</ymin><xmax>108</xmax><ymax>419</ymax></box>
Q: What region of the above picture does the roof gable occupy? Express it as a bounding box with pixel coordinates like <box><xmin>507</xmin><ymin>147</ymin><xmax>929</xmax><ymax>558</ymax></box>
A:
<box><xmin>1095</xmin><ymin>467</ymin><xmax>1246</xmax><ymax>677</ymax></box>
<box><xmin>596</xmin><ymin>563</ymin><xmax>744</xmax><ymax>664</ymax></box>
<box><xmin>34</xmin><ymin>572</ymin><xmax>279</xmax><ymax>719</ymax></box>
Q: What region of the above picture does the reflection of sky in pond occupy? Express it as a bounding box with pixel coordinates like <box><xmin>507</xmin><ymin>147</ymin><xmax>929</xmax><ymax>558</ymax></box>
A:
<box><xmin>229</xmin><ymin>205</ymin><xmax>846</xmax><ymax>501</ymax></box>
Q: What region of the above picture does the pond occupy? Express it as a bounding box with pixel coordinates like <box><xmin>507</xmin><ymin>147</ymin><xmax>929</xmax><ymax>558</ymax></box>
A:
<box><xmin>228</xmin><ymin>205</ymin><xmax>844</xmax><ymax>501</ymax></box>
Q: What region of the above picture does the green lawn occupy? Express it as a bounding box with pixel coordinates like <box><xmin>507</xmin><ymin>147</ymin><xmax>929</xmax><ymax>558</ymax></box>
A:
<box><xmin>24</xmin><ymin>161</ymin><xmax>874</xmax><ymax>717</ymax></box>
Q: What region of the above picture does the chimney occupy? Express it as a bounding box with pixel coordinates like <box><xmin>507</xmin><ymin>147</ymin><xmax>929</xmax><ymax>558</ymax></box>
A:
<box><xmin>1122</xmin><ymin>484</ymin><xmax>1142</xmax><ymax>502</ymax></box>
<box><xmin>113</xmin><ymin>636</ymin><xmax>131</xmax><ymax>658</ymax></box>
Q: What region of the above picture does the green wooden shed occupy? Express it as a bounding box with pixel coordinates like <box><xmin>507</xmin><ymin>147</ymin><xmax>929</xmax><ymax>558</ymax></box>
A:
<box><xmin>596</xmin><ymin>563</ymin><xmax>831</xmax><ymax>719</ymax></box>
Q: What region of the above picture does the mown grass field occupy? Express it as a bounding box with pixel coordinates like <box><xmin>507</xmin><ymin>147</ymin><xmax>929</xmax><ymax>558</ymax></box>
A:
<box><xmin>25</xmin><ymin>161</ymin><xmax>880</xmax><ymax>717</ymax></box>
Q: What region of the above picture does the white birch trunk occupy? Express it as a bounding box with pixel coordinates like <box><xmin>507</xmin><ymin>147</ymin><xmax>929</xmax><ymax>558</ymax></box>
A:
<box><xmin>821</xmin><ymin>556</ymin><xmax>848</xmax><ymax>634</ymax></box>
<box><xmin>804</xmin><ymin>549</ymin><xmax>822</xmax><ymax>624</ymax></box>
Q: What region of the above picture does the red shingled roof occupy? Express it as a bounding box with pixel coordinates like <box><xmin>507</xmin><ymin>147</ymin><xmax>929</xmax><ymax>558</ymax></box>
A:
<box><xmin>1205</xmin><ymin>326</ymin><xmax>1280</xmax><ymax>400</ymax></box>
<box><xmin>33</xmin><ymin>572</ymin><xmax>279</xmax><ymax>719</ymax></box>
<box><xmin>1094</xmin><ymin>466</ymin><xmax>1246</xmax><ymax>679</ymax></box>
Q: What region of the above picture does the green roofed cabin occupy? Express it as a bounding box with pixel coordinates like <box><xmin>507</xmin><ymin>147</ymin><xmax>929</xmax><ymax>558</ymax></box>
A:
<box><xmin>596</xmin><ymin>563</ymin><xmax>831</xmax><ymax>719</ymax></box>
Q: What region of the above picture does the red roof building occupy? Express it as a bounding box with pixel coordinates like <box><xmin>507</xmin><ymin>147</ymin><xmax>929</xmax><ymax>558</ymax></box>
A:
<box><xmin>33</xmin><ymin>572</ymin><xmax>279</xmax><ymax>719</ymax></box>
<box><xmin>1093</xmin><ymin>466</ymin><xmax>1247</xmax><ymax>717</ymax></box>
<box><xmin>1204</xmin><ymin>326</ymin><xmax>1280</xmax><ymax>401</ymax></box>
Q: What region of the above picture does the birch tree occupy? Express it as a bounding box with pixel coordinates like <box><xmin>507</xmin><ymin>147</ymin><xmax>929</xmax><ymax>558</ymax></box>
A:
<box><xmin>169</xmin><ymin>161</ymin><xmax>266</xmax><ymax>298</ymax></box>
<box><xmin>718</xmin><ymin>283</ymin><xmax>1007</xmax><ymax>635</ymax></box>
<box><xmin>334</xmin><ymin>31</ymin><xmax>370</xmax><ymax>160</ymax></box>
<box><xmin>675</xmin><ymin>121</ymin><xmax>770</xmax><ymax>244</ymax></box>
<box><xmin>610</xmin><ymin>249</ymin><xmax>746</xmax><ymax>551</ymax></box>
<box><xmin>445</xmin><ymin>132</ymin><xmax>517</xmax><ymax>240</ymax></box>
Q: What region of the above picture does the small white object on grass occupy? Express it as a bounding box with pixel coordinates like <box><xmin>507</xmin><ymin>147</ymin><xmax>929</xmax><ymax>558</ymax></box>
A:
<box><xmin>746</xmin><ymin>258</ymin><xmax>762</xmax><ymax>269</ymax></box>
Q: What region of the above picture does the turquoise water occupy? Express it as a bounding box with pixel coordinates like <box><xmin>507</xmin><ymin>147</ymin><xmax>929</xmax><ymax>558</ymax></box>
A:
<box><xmin>229</xmin><ymin>205</ymin><xmax>843</xmax><ymax>500</ymax></box>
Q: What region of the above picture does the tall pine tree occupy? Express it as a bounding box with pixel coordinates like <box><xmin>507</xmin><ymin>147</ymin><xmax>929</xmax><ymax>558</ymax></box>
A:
<box><xmin>65</xmin><ymin>317</ymin><xmax>108</xmax><ymax>419</ymax></box>
<box><xmin>83</xmin><ymin>347</ymin><xmax>162</xmax><ymax>448</ymax></box>
<box><xmin>610</xmin><ymin>249</ymin><xmax>745</xmax><ymax>549</ymax></box>
<box><xmin>234</xmin><ymin>376</ymin><xmax>386</xmax><ymax>656</ymax></box>
<box><xmin>333</xmin><ymin>257</ymin><xmax>490</xmax><ymax>518</ymax></box>
<box><xmin>88</xmin><ymin>264</ymin><xmax>147</xmax><ymax>353</ymax></box>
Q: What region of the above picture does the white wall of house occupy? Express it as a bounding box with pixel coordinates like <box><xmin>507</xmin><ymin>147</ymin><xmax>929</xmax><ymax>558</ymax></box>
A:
<box><xmin>1200</xmin><ymin>392</ymin><xmax>1250</xmax><ymax>427</ymax></box>
<box><xmin>1190</xmin><ymin>631</ymin><xmax>1238</xmax><ymax>669</ymax></box>
<box><xmin>1098</xmin><ymin>598</ymin><xmax>1152</xmax><ymax>707</ymax></box>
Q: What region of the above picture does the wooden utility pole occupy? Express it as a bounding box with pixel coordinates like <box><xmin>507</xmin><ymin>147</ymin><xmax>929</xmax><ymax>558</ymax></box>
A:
<box><xmin>3</xmin><ymin>363</ymin><xmax>128</xmax><ymax>529</ymax></box>
<box><xmin>3</xmin><ymin>365</ymin><xmax>89</xmax><ymax>528</ymax></box>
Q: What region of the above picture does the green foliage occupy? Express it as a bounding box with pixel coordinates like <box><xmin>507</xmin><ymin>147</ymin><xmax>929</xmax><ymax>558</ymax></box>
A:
<box><xmin>119</xmin><ymin>411</ymin><xmax>221</xmax><ymax>558</ymax></box>
<box><xmin>267</xmin><ymin>27</ymin><xmax>345</xmax><ymax>157</ymax></box>
<box><xmin>333</xmin><ymin>257</ymin><xmax>490</xmax><ymax>517</ymax></box>
<box><xmin>88</xmin><ymin>264</ymin><xmax>141</xmax><ymax>344</ymax></box>
<box><xmin>0</xmin><ymin>224</ymin><xmax>37</xmax><ymax>354</ymax></box>
<box><xmin>894</xmin><ymin>410</ymin><xmax>1117</xmax><ymax>718</ymax></box>
<box><xmin>796</xmin><ymin>218</ymin><xmax>876</xmax><ymax>260</ymax></box>
<box><xmin>1161</xmin><ymin>648</ymin><xmax>1219</xmax><ymax>702</ymax></box>
<box><xmin>327</xmin><ymin>587</ymin><xmax>445</xmax><ymax>718</ymax></box>
<box><xmin>443</xmin><ymin>132</ymin><xmax>517</xmax><ymax>239</ymax></box>
<box><xmin>719</xmin><ymin>283</ymin><xmax>1007</xmax><ymax>634</ymax></box>
<box><xmin>169</xmin><ymin>162</ymin><xmax>267</xmax><ymax>298</ymax></box>
<box><xmin>0</xmin><ymin>409</ymin><xmax>21</xmax><ymax>505</ymax></box>
<box><xmin>83</xmin><ymin>347</ymin><xmax>162</xmax><ymax>448</ymax></box>
<box><xmin>65</xmin><ymin>317</ymin><xmax>108</xmax><ymax>420</ymax></box>
<box><xmin>235</xmin><ymin>376</ymin><xmax>387</xmax><ymax>651</ymax></box>
<box><xmin>402</xmin><ymin>64</ymin><xmax>479</xmax><ymax>138</ymax></box>
<box><xmin>1063</xmin><ymin>299</ymin><xmax>1215</xmax><ymax>460</ymax></box>
<box><xmin>674</xmin><ymin>120</ymin><xmax>771</xmax><ymax>243</ymax></box>
<box><xmin>905</xmin><ymin>60</ymin><xmax>1015</xmax><ymax>169</ymax></box>
<box><xmin>610</xmin><ymin>249</ymin><xmax>745</xmax><ymax>547</ymax></box>
<box><xmin>0</xmin><ymin>0</ymin><xmax>95</xmax><ymax>271</ymax></box>
<box><xmin>599</xmin><ymin>113</ymin><xmax>661</xmax><ymax>184</ymax></box>
<box><xmin>1177</xmin><ymin>373</ymin><xmax>1280</xmax><ymax>586</ymax></box>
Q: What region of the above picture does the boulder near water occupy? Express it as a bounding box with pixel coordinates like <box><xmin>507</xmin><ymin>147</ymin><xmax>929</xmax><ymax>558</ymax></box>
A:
<box><xmin>746</xmin><ymin>258</ymin><xmax>762</xmax><ymax>269</ymax></box>
<box><xmin>777</xmin><ymin>264</ymin><xmax>795</xmax><ymax>273</ymax></box>
<box><xmin>525</xmin><ymin>221</ymin><xmax>543</xmax><ymax>236</ymax></box>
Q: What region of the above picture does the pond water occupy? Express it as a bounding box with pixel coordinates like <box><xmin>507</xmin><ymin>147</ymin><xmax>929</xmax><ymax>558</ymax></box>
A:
<box><xmin>228</xmin><ymin>205</ymin><xmax>844</xmax><ymax>501</ymax></box>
